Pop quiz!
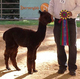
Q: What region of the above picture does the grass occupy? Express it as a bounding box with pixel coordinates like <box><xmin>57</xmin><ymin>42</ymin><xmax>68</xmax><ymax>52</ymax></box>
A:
<box><xmin>0</xmin><ymin>20</ymin><xmax>54</xmax><ymax>26</ymax></box>
<box><xmin>0</xmin><ymin>20</ymin><xmax>38</xmax><ymax>26</ymax></box>
<box><xmin>0</xmin><ymin>20</ymin><xmax>80</xmax><ymax>27</ymax></box>
<box><xmin>77</xmin><ymin>21</ymin><xmax>80</xmax><ymax>27</ymax></box>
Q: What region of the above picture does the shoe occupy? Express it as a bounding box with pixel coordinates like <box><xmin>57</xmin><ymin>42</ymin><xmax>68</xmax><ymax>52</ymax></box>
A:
<box><xmin>69</xmin><ymin>71</ymin><xmax>76</xmax><ymax>76</ymax></box>
<box><xmin>58</xmin><ymin>68</ymin><xmax>66</xmax><ymax>74</ymax></box>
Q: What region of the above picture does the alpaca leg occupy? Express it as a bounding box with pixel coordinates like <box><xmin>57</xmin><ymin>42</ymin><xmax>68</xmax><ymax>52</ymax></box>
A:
<box><xmin>10</xmin><ymin>48</ymin><xmax>20</xmax><ymax>71</ymax></box>
<box><xmin>33</xmin><ymin>61</ymin><xmax>38</xmax><ymax>72</ymax></box>
<box><xmin>33</xmin><ymin>49</ymin><xmax>38</xmax><ymax>72</ymax></box>
<box><xmin>27</xmin><ymin>49</ymin><xmax>34</xmax><ymax>74</ymax></box>
<box><xmin>4</xmin><ymin>49</ymin><xmax>11</xmax><ymax>70</ymax></box>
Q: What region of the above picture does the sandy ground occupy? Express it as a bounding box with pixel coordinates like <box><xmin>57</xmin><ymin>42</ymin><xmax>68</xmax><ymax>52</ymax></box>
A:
<box><xmin>0</xmin><ymin>25</ymin><xmax>80</xmax><ymax>79</ymax></box>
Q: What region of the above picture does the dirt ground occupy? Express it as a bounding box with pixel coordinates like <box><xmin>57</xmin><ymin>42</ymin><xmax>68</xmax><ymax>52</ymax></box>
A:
<box><xmin>0</xmin><ymin>25</ymin><xmax>80</xmax><ymax>79</ymax></box>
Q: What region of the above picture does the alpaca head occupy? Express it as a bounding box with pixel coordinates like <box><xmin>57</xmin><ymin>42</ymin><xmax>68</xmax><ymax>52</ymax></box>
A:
<box><xmin>39</xmin><ymin>10</ymin><xmax>53</xmax><ymax>25</ymax></box>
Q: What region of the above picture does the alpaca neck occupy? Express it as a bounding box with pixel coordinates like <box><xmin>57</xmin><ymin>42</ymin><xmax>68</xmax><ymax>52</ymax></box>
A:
<box><xmin>37</xmin><ymin>22</ymin><xmax>47</xmax><ymax>34</ymax></box>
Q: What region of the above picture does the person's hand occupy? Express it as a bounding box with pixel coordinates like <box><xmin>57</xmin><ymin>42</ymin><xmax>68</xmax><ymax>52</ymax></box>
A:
<box><xmin>68</xmin><ymin>11</ymin><xmax>72</xmax><ymax>17</ymax></box>
<box><xmin>51</xmin><ymin>15</ymin><xmax>54</xmax><ymax>22</ymax></box>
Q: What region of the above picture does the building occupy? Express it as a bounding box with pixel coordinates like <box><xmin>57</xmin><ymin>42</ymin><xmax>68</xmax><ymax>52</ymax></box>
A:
<box><xmin>0</xmin><ymin>0</ymin><xmax>80</xmax><ymax>20</ymax></box>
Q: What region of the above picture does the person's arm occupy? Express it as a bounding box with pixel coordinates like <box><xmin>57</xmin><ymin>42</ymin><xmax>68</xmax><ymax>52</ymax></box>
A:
<box><xmin>71</xmin><ymin>0</ymin><xmax>80</xmax><ymax>16</ymax></box>
<box><xmin>48</xmin><ymin>0</ymin><xmax>54</xmax><ymax>16</ymax></box>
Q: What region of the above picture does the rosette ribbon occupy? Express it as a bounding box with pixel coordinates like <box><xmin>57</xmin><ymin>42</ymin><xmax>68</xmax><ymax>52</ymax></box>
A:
<box><xmin>59</xmin><ymin>10</ymin><xmax>70</xmax><ymax>46</ymax></box>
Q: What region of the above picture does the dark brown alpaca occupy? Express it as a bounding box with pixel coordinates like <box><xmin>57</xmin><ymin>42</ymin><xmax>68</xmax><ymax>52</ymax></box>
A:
<box><xmin>3</xmin><ymin>10</ymin><xmax>53</xmax><ymax>74</ymax></box>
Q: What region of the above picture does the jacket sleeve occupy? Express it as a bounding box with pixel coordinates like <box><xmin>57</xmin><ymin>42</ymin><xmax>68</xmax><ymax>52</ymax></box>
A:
<box><xmin>71</xmin><ymin>0</ymin><xmax>80</xmax><ymax>17</ymax></box>
<box><xmin>48</xmin><ymin>0</ymin><xmax>54</xmax><ymax>16</ymax></box>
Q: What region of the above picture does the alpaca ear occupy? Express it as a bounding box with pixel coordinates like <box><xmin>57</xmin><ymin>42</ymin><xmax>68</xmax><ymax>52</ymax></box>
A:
<box><xmin>39</xmin><ymin>10</ymin><xmax>43</xmax><ymax>15</ymax></box>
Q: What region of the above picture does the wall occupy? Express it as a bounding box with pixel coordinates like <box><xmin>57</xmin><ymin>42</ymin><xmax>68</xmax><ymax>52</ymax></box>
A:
<box><xmin>20</xmin><ymin>0</ymin><xmax>50</xmax><ymax>19</ymax></box>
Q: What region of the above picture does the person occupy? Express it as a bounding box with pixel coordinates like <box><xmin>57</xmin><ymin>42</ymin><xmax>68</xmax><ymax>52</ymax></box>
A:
<box><xmin>48</xmin><ymin>0</ymin><xmax>80</xmax><ymax>76</ymax></box>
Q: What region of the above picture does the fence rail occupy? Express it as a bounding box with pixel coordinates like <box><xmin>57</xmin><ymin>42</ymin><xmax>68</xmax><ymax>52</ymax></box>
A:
<box><xmin>0</xmin><ymin>3</ymin><xmax>19</xmax><ymax>4</ymax></box>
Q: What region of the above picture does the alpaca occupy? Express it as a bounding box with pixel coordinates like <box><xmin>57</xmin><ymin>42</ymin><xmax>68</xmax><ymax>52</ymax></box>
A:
<box><xmin>3</xmin><ymin>10</ymin><xmax>53</xmax><ymax>74</ymax></box>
